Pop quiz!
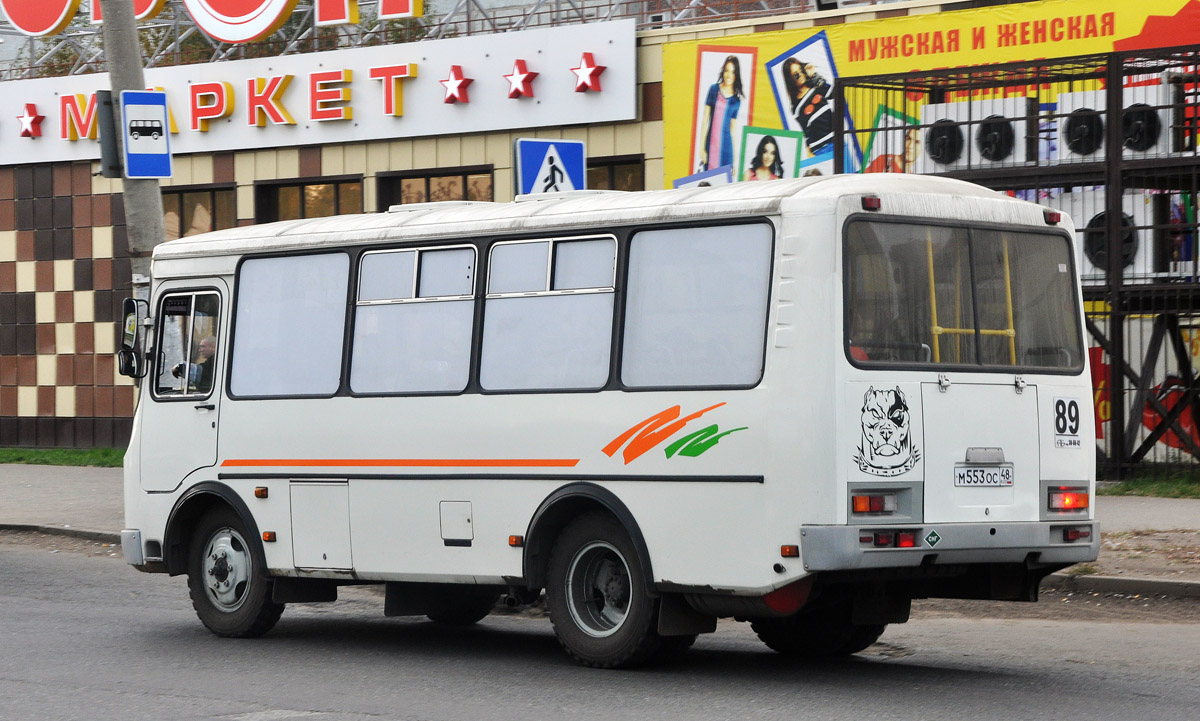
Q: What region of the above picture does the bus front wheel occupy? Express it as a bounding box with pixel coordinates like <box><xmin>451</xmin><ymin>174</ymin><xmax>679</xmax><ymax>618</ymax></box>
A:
<box><xmin>750</xmin><ymin>606</ymin><xmax>885</xmax><ymax>658</ymax></box>
<box><xmin>546</xmin><ymin>512</ymin><xmax>661</xmax><ymax>668</ymax></box>
<box><xmin>187</xmin><ymin>506</ymin><xmax>284</xmax><ymax>638</ymax></box>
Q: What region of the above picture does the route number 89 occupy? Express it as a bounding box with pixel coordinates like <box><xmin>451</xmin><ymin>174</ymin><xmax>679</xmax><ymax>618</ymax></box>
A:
<box><xmin>1054</xmin><ymin>398</ymin><xmax>1080</xmax><ymax>435</ymax></box>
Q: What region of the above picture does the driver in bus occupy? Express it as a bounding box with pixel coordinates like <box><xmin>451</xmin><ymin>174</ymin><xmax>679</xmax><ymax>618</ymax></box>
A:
<box><xmin>172</xmin><ymin>336</ymin><xmax>216</xmax><ymax>393</ymax></box>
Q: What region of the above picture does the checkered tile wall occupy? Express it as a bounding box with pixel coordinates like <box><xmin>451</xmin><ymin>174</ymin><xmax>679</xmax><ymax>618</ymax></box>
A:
<box><xmin>0</xmin><ymin>165</ymin><xmax>135</xmax><ymax>448</ymax></box>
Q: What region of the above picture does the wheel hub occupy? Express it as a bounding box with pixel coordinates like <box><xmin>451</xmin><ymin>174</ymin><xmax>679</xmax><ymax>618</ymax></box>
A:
<box><xmin>201</xmin><ymin>527</ymin><xmax>252</xmax><ymax>612</ymax></box>
<box><xmin>566</xmin><ymin>541</ymin><xmax>633</xmax><ymax>638</ymax></box>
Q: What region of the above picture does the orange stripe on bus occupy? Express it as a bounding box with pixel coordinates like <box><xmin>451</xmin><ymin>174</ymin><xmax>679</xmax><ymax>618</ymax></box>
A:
<box><xmin>220</xmin><ymin>458</ymin><xmax>580</xmax><ymax>468</ymax></box>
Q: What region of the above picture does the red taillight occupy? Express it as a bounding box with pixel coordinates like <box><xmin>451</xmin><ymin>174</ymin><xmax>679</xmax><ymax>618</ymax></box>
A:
<box><xmin>862</xmin><ymin>195</ymin><xmax>882</xmax><ymax>211</ymax></box>
<box><xmin>1044</xmin><ymin>209</ymin><xmax>1062</xmax><ymax>225</ymax></box>
<box><xmin>1049</xmin><ymin>490</ymin><xmax>1089</xmax><ymax>510</ymax></box>
<box><xmin>861</xmin><ymin>530</ymin><xmax>921</xmax><ymax>548</ymax></box>
<box><xmin>852</xmin><ymin>493</ymin><xmax>897</xmax><ymax>514</ymax></box>
<box><xmin>1063</xmin><ymin>527</ymin><xmax>1092</xmax><ymax>542</ymax></box>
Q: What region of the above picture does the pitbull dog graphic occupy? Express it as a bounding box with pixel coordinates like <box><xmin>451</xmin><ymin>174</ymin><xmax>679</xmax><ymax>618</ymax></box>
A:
<box><xmin>854</xmin><ymin>386</ymin><xmax>920</xmax><ymax>476</ymax></box>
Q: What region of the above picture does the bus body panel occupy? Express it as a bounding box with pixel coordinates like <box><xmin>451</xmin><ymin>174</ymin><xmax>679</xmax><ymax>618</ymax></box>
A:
<box><xmin>123</xmin><ymin>176</ymin><xmax>1098</xmax><ymax>610</ymax></box>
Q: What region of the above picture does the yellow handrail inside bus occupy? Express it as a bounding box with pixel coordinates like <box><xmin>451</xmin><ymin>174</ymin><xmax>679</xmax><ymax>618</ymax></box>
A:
<box><xmin>925</xmin><ymin>230</ymin><xmax>1017</xmax><ymax>365</ymax></box>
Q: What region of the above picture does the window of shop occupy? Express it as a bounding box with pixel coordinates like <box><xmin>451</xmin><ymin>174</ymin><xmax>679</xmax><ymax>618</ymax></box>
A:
<box><xmin>587</xmin><ymin>156</ymin><xmax>644</xmax><ymax>192</ymax></box>
<box><xmin>377</xmin><ymin>167</ymin><xmax>494</xmax><ymax>208</ymax></box>
<box><xmin>255</xmin><ymin>177</ymin><xmax>363</xmax><ymax>223</ymax></box>
<box><xmin>162</xmin><ymin>187</ymin><xmax>237</xmax><ymax>240</ymax></box>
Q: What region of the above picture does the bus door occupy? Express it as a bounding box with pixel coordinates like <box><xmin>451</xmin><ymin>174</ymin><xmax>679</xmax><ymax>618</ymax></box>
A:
<box><xmin>139</xmin><ymin>283</ymin><xmax>226</xmax><ymax>492</ymax></box>
<box><xmin>919</xmin><ymin>380</ymin><xmax>1040</xmax><ymax>524</ymax></box>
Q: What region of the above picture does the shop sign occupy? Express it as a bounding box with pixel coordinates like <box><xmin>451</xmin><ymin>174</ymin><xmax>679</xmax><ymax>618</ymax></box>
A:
<box><xmin>661</xmin><ymin>0</ymin><xmax>1200</xmax><ymax>186</ymax></box>
<box><xmin>0</xmin><ymin>20</ymin><xmax>636</xmax><ymax>167</ymax></box>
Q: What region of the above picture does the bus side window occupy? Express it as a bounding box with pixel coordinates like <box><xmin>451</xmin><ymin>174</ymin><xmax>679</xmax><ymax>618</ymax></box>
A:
<box><xmin>622</xmin><ymin>223</ymin><xmax>772</xmax><ymax>388</ymax></box>
<box><xmin>351</xmin><ymin>246</ymin><xmax>476</xmax><ymax>394</ymax></box>
<box><xmin>154</xmin><ymin>292</ymin><xmax>220</xmax><ymax>398</ymax></box>
<box><xmin>480</xmin><ymin>237</ymin><xmax>616</xmax><ymax>391</ymax></box>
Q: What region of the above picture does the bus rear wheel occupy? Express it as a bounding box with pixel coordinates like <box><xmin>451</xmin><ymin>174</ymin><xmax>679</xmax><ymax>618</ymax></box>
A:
<box><xmin>546</xmin><ymin>512</ymin><xmax>662</xmax><ymax>668</ymax></box>
<box><xmin>750</xmin><ymin>606</ymin><xmax>885</xmax><ymax>658</ymax></box>
<box><xmin>187</xmin><ymin>506</ymin><xmax>284</xmax><ymax>638</ymax></box>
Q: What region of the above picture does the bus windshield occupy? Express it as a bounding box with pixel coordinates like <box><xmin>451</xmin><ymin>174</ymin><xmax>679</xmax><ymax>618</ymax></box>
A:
<box><xmin>845</xmin><ymin>219</ymin><xmax>1083</xmax><ymax>371</ymax></box>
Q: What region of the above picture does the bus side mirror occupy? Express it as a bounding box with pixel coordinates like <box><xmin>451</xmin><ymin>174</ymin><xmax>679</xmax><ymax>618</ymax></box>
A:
<box><xmin>118</xmin><ymin>297</ymin><xmax>149</xmax><ymax>379</ymax></box>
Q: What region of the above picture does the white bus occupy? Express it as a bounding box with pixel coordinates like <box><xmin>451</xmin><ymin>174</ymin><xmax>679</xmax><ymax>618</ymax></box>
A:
<box><xmin>119</xmin><ymin>175</ymin><xmax>1098</xmax><ymax>668</ymax></box>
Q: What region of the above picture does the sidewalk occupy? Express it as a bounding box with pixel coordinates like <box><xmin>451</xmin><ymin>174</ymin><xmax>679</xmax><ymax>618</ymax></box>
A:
<box><xmin>2</xmin><ymin>463</ymin><xmax>1198</xmax><ymax>597</ymax></box>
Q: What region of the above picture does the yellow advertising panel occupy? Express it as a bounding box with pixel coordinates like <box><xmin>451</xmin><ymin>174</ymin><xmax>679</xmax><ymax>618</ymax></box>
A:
<box><xmin>663</xmin><ymin>0</ymin><xmax>1200</xmax><ymax>186</ymax></box>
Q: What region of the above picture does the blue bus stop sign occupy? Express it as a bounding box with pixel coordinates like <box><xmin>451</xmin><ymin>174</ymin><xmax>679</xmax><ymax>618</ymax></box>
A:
<box><xmin>120</xmin><ymin>90</ymin><xmax>172</xmax><ymax>179</ymax></box>
<box><xmin>515</xmin><ymin>138</ymin><xmax>586</xmax><ymax>195</ymax></box>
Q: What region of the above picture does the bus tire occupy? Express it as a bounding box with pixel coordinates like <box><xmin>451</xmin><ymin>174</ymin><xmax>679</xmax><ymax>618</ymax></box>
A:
<box><xmin>655</xmin><ymin>633</ymin><xmax>697</xmax><ymax>661</ymax></box>
<box><xmin>546</xmin><ymin>512</ymin><xmax>661</xmax><ymax>668</ymax></box>
<box><xmin>750</xmin><ymin>607</ymin><xmax>885</xmax><ymax>658</ymax></box>
<box><xmin>187</xmin><ymin>506</ymin><xmax>284</xmax><ymax>638</ymax></box>
<box><xmin>426</xmin><ymin>588</ymin><xmax>500</xmax><ymax>626</ymax></box>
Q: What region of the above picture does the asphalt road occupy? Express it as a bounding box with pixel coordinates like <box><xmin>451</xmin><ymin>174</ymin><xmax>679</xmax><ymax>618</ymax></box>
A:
<box><xmin>2</xmin><ymin>533</ymin><xmax>1199</xmax><ymax>721</ymax></box>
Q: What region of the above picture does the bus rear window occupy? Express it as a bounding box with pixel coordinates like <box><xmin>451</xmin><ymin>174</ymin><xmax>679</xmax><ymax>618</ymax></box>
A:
<box><xmin>845</xmin><ymin>220</ymin><xmax>1083</xmax><ymax>371</ymax></box>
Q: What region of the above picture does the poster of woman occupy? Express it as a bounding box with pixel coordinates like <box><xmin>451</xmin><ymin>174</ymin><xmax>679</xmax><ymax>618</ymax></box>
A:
<box><xmin>739</xmin><ymin>127</ymin><xmax>804</xmax><ymax>181</ymax></box>
<box><xmin>690</xmin><ymin>46</ymin><xmax>757</xmax><ymax>175</ymax></box>
<box><xmin>862</xmin><ymin>105</ymin><xmax>920</xmax><ymax>174</ymax></box>
<box><xmin>765</xmin><ymin>32</ymin><xmax>861</xmax><ymax>173</ymax></box>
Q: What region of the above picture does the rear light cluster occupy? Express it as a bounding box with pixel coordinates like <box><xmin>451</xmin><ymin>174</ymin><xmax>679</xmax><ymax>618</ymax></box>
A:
<box><xmin>1062</xmin><ymin>527</ymin><xmax>1092</xmax><ymax>543</ymax></box>
<box><xmin>1048</xmin><ymin>489</ymin><xmax>1089</xmax><ymax>511</ymax></box>
<box><xmin>852</xmin><ymin>493</ymin><xmax>897</xmax><ymax>514</ymax></box>
<box><xmin>859</xmin><ymin>530</ymin><xmax>920</xmax><ymax>548</ymax></box>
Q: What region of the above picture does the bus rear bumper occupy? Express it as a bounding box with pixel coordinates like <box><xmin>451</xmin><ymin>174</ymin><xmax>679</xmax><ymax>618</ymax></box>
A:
<box><xmin>799</xmin><ymin>520</ymin><xmax>1100</xmax><ymax>571</ymax></box>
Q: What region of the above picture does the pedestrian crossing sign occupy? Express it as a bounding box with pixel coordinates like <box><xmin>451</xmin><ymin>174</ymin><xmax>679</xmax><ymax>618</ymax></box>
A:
<box><xmin>515</xmin><ymin>138</ymin><xmax>586</xmax><ymax>195</ymax></box>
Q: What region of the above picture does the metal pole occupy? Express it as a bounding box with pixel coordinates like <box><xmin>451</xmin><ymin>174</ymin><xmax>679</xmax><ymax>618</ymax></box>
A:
<box><xmin>1105</xmin><ymin>54</ymin><xmax>1125</xmax><ymax>479</ymax></box>
<box><xmin>99</xmin><ymin>0</ymin><xmax>166</xmax><ymax>286</ymax></box>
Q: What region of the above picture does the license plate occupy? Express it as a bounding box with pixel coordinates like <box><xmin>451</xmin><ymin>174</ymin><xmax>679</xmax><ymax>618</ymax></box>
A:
<box><xmin>954</xmin><ymin>465</ymin><xmax>1014</xmax><ymax>487</ymax></box>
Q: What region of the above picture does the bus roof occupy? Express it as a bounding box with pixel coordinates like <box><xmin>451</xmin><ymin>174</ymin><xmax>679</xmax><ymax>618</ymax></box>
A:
<box><xmin>152</xmin><ymin>174</ymin><xmax>1029</xmax><ymax>262</ymax></box>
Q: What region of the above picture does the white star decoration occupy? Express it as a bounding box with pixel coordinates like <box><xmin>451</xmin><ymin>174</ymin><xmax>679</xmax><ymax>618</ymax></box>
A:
<box><xmin>17</xmin><ymin>103</ymin><xmax>45</xmax><ymax>138</ymax></box>
<box><xmin>441</xmin><ymin>65</ymin><xmax>473</xmax><ymax>104</ymax></box>
<box><xmin>504</xmin><ymin>59</ymin><xmax>538</xmax><ymax>99</ymax></box>
<box><xmin>570</xmin><ymin>53</ymin><xmax>605</xmax><ymax>93</ymax></box>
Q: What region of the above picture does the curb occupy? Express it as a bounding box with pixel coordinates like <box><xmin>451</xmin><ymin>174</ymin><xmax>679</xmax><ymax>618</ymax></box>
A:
<box><xmin>1046</xmin><ymin>571</ymin><xmax>1200</xmax><ymax>599</ymax></box>
<box><xmin>0</xmin><ymin>523</ymin><xmax>120</xmax><ymax>545</ymax></box>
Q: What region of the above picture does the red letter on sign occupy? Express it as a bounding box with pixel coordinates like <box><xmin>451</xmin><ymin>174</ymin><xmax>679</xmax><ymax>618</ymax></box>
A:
<box><xmin>379</xmin><ymin>0</ymin><xmax>422</xmax><ymax>19</ymax></box>
<box><xmin>315</xmin><ymin>0</ymin><xmax>422</xmax><ymax>25</ymax></box>
<box><xmin>369</xmin><ymin>65</ymin><xmax>417</xmax><ymax>116</ymax></box>
<box><xmin>191</xmin><ymin>82</ymin><xmax>235</xmax><ymax>132</ymax></box>
<box><xmin>0</xmin><ymin>0</ymin><xmax>81</xmax><ymax>37</ymax></box>
<box><xmin>60</xmin><ymin>94</ymin><xmax>98</xmax><ymax>141</ymax></box>
<box><xmin>311</xmin><ymin>70</ymin><xmax>354</xmax><ymax>122</ymax></box>
<box><xmin>247</xmin><ymin>76</ymin><xmax>296</xmax><ymax>126</ymax></box>
<box><xmin>91</xmin><ymin>0</ymin><xmax>167</xmax><ymax>23</ymax></box>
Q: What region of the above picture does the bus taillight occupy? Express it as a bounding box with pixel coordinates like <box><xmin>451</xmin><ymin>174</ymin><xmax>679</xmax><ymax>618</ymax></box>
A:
<box><xmin>852</xmin><ymin>493</ymin><xmax>897</xmax><ymax>513</ymax></box>
<box><xmin>1049</xmin><ymin>489</ymin><xmax>1089</xmax><ymax>511</ymax></box>
<box><xmin>860</xmin><ymin>530</ymin><xmax>921</xmax><ymax>548</ymax></box>
<box><xmin>1062</xmin><ymin>527</ymin><xmax>1092</xmax><ymax>542</ymax></box>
